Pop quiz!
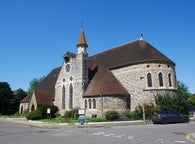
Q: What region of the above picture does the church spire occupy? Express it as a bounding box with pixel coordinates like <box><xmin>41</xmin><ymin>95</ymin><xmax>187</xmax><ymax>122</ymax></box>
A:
<box><xmin>77</xmin><ymin>28</ymin><xmax>88</xmax><ymax>55</ymax></box>
<box><xmin>77</xmin><ymin>28</ymin><xmax>88</xmax><ymax>48</ymax></box>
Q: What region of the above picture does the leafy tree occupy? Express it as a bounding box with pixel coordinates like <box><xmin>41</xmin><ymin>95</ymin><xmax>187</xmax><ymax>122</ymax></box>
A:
<box><xmin>28</xmin><ymin>76</ymin><xmax>45</xmax><ymax>93</ymax></box>
<box><xmin>0</xmin><ymin>82</ymin><xmax>14</xmax><ymax>115</ymax></box>
<box><xmin>187</xmin><ymin>94</ymin><xmax>195</xmax><ymax>105</ymax></box>
<box><xmin>12</xmin><ymin>89</ymin><xmax>27</xmax><ymax>113</ymax></box>
<box><xmin>155</xmin><ymin>81</ymin><xmax>191</xmax><ymax>114</ymax></box>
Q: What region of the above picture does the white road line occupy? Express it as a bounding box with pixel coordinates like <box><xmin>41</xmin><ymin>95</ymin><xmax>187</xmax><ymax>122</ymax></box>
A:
<box><xmin>174</xmin><ymin>140</ymin><xmax>186</xmax><ymax>143</ymax></box>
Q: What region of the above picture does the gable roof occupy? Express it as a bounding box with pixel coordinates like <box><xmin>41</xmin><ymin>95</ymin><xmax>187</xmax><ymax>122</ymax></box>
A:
<box><xmin>36</xmin><ymin>67</ymin><xmax>61</xmax><ymax>92</ymax></box>
<box><xmin>84</xmin><ymin>39</ymin><xmax>175</xmax><ymax>96</ymax></box>
<box><xmin>84</xmin><ymin>68</ymin><xmax>129</xmax><ymax>96</ymax></box>
<box><xmin>88</xmin><ymin>39</ymin><xmax>175</xmax><ymax>70</ymax></box>
<box><xmin>34</xmin><ymin>89</ymin><xmax>53</xmax><ymax>105</ymax></box>
<box><xmin>35</xmin><ymin>66</ymin><xmax>61</xmax><ymax>104</ymax></box>
<box><xmin>20</xmin><ymin>67</ymin><xmax>61</xmax><ymax>105</ymax></box>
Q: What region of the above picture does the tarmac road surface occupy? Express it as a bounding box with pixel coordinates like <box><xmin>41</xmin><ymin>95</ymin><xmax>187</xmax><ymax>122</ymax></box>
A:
<box><xmin>0</xmin><ymin>119</ymin><xmax>195</xmax><ymax>144</ymax></box>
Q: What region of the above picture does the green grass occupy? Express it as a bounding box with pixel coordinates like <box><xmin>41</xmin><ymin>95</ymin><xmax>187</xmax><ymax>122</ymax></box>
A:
<box><xmin>86</xmin><ymin>117</ymin><xmax>107</xmax><ymax>122</ymax></box>
<box><xmin>0</xmin><ymin>114</ymin><xmax>26</xmax><ymax>118</ymax></box>
<box><xmin>0</xmin><ymin>114</ymin><xmax>108</xmax><ymax>123</ymax></box>
<box><xmin>35</xmin><ymin>116</ymin><xmax>78</xmax><ymax>123</ymax></box>
<box><xmin>34</xmin><ymin>116</ymin><xmax>108</xmax><ymax>124</ymax></box>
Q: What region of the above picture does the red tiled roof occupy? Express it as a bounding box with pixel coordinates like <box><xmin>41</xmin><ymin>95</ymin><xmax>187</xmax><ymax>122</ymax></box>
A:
<box><xmin>36</xmin><ymin>67</ymin><xmax>61</xmax><ymax>92</ymax></box>
<box><xmin>34</xmin><ymin>89</ymin><xmax>53</xmax><ymax>105</ymax></box>
<box><xmin>34</xmin><ymin>67</ymin><xmax>61</xmax><ymax>104</ymax></box>
<box><xmin>84</xmin><ymin>68</ymin><xmax>129</xmax><ymax>96</ymax></box>
<box><xmin>23</xmin><ymin>39</ymin><xmax>175</xmax><ymax>99</ymax></box>
<box><xmin>89</xmin><ymin>39</ymin><xmax>175</xmax><ymax>70</ymax></box>
<box><xmin>84</xmin><ymin>39</ymin><xmax>175</xmax><ymax>96</ymax></box>
<box><xmin>20</xmin><ymin>67</ymin><xmax>61</xmax><ymax>104</ymax></box>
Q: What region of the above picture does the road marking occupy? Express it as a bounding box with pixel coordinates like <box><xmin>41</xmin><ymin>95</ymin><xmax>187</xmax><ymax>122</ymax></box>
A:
<box><xmin>174</xmin><ymin>140</ymin><xmax>186</xmax><ymax>143</ymax></box>
<box><xmin>127</xmin><ymin>136</ymin><xmax>134</xmax><ymax>139</ymax></box>
<box><xmin>93</xmin><ymin>131</ymin><xmax>135</xmax><ymax>140</ymax></box>
<box><xmin>51</xmin><ymin>133</ymin><xmax>71</xmax><ymax>136</ymax></box>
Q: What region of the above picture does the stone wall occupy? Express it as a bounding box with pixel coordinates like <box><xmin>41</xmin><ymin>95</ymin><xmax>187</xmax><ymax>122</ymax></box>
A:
<box><xmin>54</xmin><ymin>53</ymin><xmax>177</xmax><ymax>116</ymax></box>
<box><xmin>19</xmin><ymin>103</ymin><xmax>29</xmax><ymax>114</ymax></box>
<box><xmin>84</xmin><ymin>95</ymin><xmax>128</xmax><ymax>118</ymax></box>
<box><xmin>111</xmin><ymin>62</ymin><xmax>177</xmax><ymax>110</ymax></box>
<box><xmin>54</xmin><ymin>53</ymin><xmax>88</xmax><ymax>115</ymax></box>
<box><xmin>29</xmin><ymin>92</ymin><xmax>38</xmax><ymax>112</ymax></box>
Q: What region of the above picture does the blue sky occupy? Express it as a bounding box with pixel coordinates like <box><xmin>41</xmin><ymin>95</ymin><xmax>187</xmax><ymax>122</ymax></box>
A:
<box><xmin>0</xmin><ymin>0</ymin><xmax>194</xmax><ymax>93</ymax></box>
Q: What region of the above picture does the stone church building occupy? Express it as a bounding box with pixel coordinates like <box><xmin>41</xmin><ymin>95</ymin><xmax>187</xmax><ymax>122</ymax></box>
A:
<box><xmin>20</xmin><ymin>29</ymin><xmax>177</xmax><ymax>117</ymax></box>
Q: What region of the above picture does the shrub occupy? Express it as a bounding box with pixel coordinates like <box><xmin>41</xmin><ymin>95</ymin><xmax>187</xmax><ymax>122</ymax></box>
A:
<box><xmin>64</xmin><ymin>108</ymin><xmax>79</xmax><ymax>119</ymax></box>
<box><xmin>37</xmin><ymin>104</ymin><xmax>58</xmax><ymax>119</ymax></box>
<box><xmin>143</xmin><ymin>103</ymin><xmax>156</xmax><ymax>119</ymax></box>
<box><xmin>125</xmin><ymin>104</ymin><xmax>142</xmax><ymax>120</ymax></box>
<box><xmin>105</xmin><ymin>110</ymin><xmax>119</xmax><ymax>121</ymax></box>
<box><xmin>64</xmin><ymin>111</ymin><xmax>72</xmax><ymax>119</ymax></box>
<box><xmin>88</xmin><ymin>117</ymin><xmax>106</xmax><ymax>122</ymax></box>
<box><xmin>26</xmin><ymin>110</ymin><xmax>42</xmax><ymax>120</ymax></box>
<box><xmin>26</xmin><ymin>104</ymin><xmax>58</xmax><ymax>120</ymax></box>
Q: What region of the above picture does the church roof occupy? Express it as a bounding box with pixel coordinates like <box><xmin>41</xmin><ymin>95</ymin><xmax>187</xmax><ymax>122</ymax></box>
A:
<box><xmin>21</xmin><ymin>36</ymin><xmax>175</xmax><ymax>99</ymax></box>
<box><xmin>34</xmin><ymin>89</ymin><xmax>53</xmax><ymax>105</ymax></box>
<box><xmin>89</xmin><ymin>39</ymin><xmax>175</xmax><ymax>70</ymax></box>
<box><xmin>20</xmin><ymin>67</ymin><xmax>61</xmax><ymax>105</ymax></box>
<box><xmin>84</xmin><ymin>68</ymin><xmax>129</xmax><ymax>96</ymax></box>
<box><xmin>84</xmin><ymin>39</ymin><xmax>175</xmax><ymax>96</ymax></box>
<box><xmin>36</xmin><ymin>67</ymin><xmax>61</xmax><ymax>92</ymax></box>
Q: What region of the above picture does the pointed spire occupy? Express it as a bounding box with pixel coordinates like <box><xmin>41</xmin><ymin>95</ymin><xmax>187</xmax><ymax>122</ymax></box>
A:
<box><xmin>77</xmin><ymin>28</ymin><xmax>88</xmax><ymax>48</ymax></box>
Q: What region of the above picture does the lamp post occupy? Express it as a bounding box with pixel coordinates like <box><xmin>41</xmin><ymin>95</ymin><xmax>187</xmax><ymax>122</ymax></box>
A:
<box><xmin>140</xmin><ymin>77</ymin><xmax>146</xmax><ymax>123</ymax></box>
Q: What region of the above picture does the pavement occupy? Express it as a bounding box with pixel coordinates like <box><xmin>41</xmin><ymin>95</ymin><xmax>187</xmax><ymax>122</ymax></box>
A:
<box><xmin>0</xmin><ymin>117</ymin><xmax>144</xmax><ymax>128</ymax></box>
<box><xmin>1</xmin><ymin>117</ymin><xmax>195</xmax><ymax>142</ymax></box>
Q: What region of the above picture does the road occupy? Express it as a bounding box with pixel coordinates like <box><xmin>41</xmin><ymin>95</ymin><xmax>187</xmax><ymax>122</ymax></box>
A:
<box><xmin>0</xmin><ymin>121</ymin><xmax>195</xmax><ymax>144</ymax></box>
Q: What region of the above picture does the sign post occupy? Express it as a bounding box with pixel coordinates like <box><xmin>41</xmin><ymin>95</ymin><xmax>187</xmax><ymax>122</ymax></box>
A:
<box><xmin>47</xmin><ymin>108</ymin><xmax>51</xmax><ymax>119</ymax></box>
<box><xmin>78</xmin><ymin>109</ymin><xmax>85</xmax><ymax>125</ymax></box>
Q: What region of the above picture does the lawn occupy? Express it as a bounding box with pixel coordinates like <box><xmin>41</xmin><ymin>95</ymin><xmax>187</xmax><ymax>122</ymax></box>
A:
<box><xmin>35</xmin><ymin>116</ymin><xmax>107</xmax><ymax>123</ymax></box>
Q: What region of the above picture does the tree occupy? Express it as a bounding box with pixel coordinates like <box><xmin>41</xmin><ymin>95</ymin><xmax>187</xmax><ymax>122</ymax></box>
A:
<box><xmin>155</xmin><ymin>81</ymin><xmax>191</xmax><ymax>114</ymax></box>
<box><xmin>12</xmin><ymin>89</ymin><xmax>27</xmax><ymax>113</ymax></box>
<box><xmin>0</xmin><ymin>82</ymin><xmax>14</xmax><ymax>115</ymax></box>
<box><xmin>28</xmin><ymin>76</ymin><xmax>45</xmax><ymax>93</ymax></box>
<box><xmin>188</xmin><ymin>94</ymin><xmax>195</xmax><ymax>105</ymax></box>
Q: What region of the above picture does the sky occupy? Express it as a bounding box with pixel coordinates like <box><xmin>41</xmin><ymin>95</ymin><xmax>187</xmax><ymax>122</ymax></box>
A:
<box><xmin>0</xmin><ymin>0</ymin><xmax>194</xmax><ymax>93</ymax></box>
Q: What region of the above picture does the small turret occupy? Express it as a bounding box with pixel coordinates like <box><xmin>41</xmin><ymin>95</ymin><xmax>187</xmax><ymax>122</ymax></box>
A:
<box><xmin>77</xmin><ymin>29</ymin><xmax>88</xmax><ymax>55</ymax></box>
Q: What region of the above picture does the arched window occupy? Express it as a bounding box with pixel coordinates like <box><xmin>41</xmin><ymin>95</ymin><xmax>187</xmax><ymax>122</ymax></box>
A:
<box><xmin>89</xmin><ymin>99</ymin><xmax>91</xmax><ymax>109</ymax></box>
<box><xmin>93</xmin><ymin>99</ymin><xmax>96</xmax><ymax>109</ymax></box>
<box><xmin>85</xmin><ymin>99</ymin><xmax>87</xmax><ymax>109</ymax></box>
<box><xmin>159</xmin><ymin>73</ymin><xmax>164</xmax><ymax>87</ymax></box>
<box><xmin>62</xmin><ymin>85</ymin><xmax>65</xmax><ymax>109</ymax></box>
<box><xmin>69</xmin><ymin>83</ymin><xmax>73</xmax><ymax>109</ymax></box>
<box><xmin>168</xmin><ymin>73</ymin><xmax>172</xmax><ymax>87</ymax></box>
<box><xmin>147</xmin><ymin>73</ymin><xmax>152</xmax><ymax>87</ymax></box>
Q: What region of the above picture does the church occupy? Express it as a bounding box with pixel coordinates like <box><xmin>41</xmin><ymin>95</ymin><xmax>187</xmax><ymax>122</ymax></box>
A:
<box><xmin>20</xmin><ymin>29</ymin><xmax>177</xmax><ymax>117</ymax></box>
